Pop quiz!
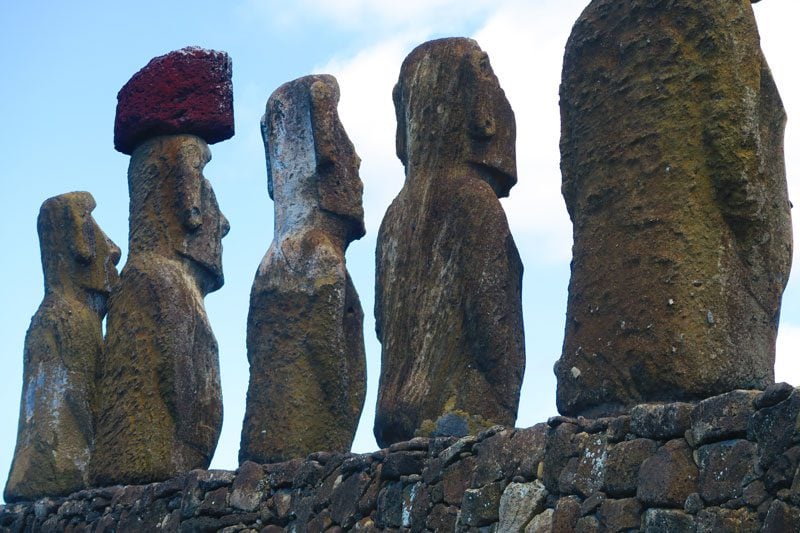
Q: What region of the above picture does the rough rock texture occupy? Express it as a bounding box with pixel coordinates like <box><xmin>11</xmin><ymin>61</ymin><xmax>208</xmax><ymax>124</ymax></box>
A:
<box><xmin>90</xmin><ymin>135</ymin><xmax>229</xmax><ymax>486</ymax></box>
<box><xmin>240</xmin><ymin>74</ymin><xmax>367</xmax><ymax>463</ymax></box>
<box><xmin>374</xmin><ymin>37</ymin><xmax>525</xmax><ymax>447</ymax></box>
<box><xmin>114</xmin><ymin>47</ymin><xmax>234</xmax><ymax>154</ymax></box>
<box><xmin>556</xmin><ymin>0</ymin><xmax>793</xmax><ymax>417</ymax></box>
<box><xmin>4</xmin><ymin>193</ymin><xmax>120</xmax><ymax>503</ymax></box>
<box><xmin>6</xmin><ymin>388</ymin><xmax>800</xmax><ymax>530</ymax></box>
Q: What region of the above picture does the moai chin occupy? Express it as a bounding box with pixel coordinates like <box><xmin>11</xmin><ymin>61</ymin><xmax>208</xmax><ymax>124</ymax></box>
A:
<box><xmin>90</xmin><ymin>47</ymin><xmax>232</xmax><ymax>485</ymax></box>
<box><xmin>240</xmin><ymin>74</ymin><xmax>367</xmax><ymax>463</ymax></box>
<box><xmin>5</xmin><ymin>192</ymin><xmax>120</xmax><ymax>502</ymax></box>
<box><xmin>555</xmin><ymin>0</ymin><xmax>793</xmax><ymax>416</ymax></box>
<box><xmin>374</xmin><ymin>38</ymin><xmax>525</xmax><ymax>447</ymax></box>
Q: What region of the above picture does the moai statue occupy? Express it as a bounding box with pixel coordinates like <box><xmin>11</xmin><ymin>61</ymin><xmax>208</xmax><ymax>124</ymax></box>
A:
<box><xmin>240</xmin><ymin>75</ymin><xmax>367</xmax><ymax>463</ymax></box>
<box><xmin>5</xmin><ymin>193</ymin><xmax>120</xmax><ymax>502</ymax></box>
<box><xmin>555</xmin><ymin>0</ymin><xmax>793</xmax><ymax>416</ymax></box>
<box><xmin>374</xmin><ymin>38</ymin><xmax>525</xmax><ymax>447</ymax></box>
<box><xmin>90</xmin><ymin>47</ymin><xmax>233</xmax><ymax>485</ymax></box>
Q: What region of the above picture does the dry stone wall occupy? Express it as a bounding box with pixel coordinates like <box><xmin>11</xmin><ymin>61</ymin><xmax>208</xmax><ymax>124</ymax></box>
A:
<box><xmin>4</xmin><ymin>385</ymin><xmax>800</xmax><ymax>531</ymax></box>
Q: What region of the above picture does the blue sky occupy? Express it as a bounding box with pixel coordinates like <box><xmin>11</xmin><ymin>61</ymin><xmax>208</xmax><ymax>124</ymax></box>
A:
<box><xmin>1</xmin><ymin>0</ymin><xmax>798</xmax><ymax>501</ymax></box>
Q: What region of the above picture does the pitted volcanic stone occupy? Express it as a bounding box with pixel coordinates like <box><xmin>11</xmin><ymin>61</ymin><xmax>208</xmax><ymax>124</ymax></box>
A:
<box><xmin>114</xmin><ymin>47</ymin><xmax>234</xmax><ymax>154</ymax></box>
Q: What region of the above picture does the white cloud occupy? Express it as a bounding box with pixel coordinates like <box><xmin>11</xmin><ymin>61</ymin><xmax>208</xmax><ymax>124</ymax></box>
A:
<box><xmin>239</xmin><ymin>0</ymin><xmax>498</xmax><ymax>33</ymax></box>
<box><xmin>776</xmin><ymin>323</ymin><xmax>800</xmax><ymax>386</ymax></box>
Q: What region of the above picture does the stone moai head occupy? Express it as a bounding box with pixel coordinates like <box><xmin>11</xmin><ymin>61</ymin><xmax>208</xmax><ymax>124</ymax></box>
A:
<box><xmin>127</xmin><ymin>135</ymin><xmax>230</xmax><ymax>294</ymax></box>
<box><xmin>393</xmin><ymin>37</ymin><xmax>517</xmax><ymax>197</ymax></box>
<box><xmin>37</xmin><ymin>191</ymin><xmax>121</xmax><ymax>312</ymax></box>
<box><xmin>262</xmin><ymin>74</ymin><xmax>366</xmax><ymax>244</ymax></box>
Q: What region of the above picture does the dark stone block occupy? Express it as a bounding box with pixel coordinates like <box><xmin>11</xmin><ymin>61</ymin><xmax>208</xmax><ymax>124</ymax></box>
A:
<box><xmin>630</xmin><ymin>402</ymin><xmax>694</xmax><ymax>440</ymax></box>
<box><xmin>691</xmin><ymin>390</ymin><xmax>761</xmax><ymax>446</ymax></box>
<box><xmin>697</xmin><ymin>439</ymin><xmax>757</xmax><ymax>505</ymax></box>
<box><xmin>603</xmin><ymin>438</ymin><xmax>658</xmax><ymax>497</ymax></box>
<box><xmin>598</xmin><ymin>498</ymin><xmax>641</xmax><ymax>531</ymax></box>
<box><xmin>642</xmin><ymin>508</ymin><xmax>695</xmax><ymax>532</ymax></box>
<box><xmin>458</xmin><ymin>482</ymin><xmax>503</xmax><ymax>527</ymax></box>
<box><xmin>637</xmin><ymin>439</ymin><xmax>698</xmax><ymax>508</ymax></box>
<box><xmin>749</xmin><ymin>391</ymin><xmax>800</xmax><ymax>469</ymax></box>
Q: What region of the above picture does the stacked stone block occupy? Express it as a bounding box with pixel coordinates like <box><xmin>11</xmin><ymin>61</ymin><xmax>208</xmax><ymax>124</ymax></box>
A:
<box><xmin>4</xmin><ymin>386</ymin><xmax>800</xmax><ymax>531</ymax></box>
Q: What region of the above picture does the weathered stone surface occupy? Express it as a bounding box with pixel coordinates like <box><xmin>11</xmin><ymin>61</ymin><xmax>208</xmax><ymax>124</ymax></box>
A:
<box><xmin>749</xmin><ymin>389</ymin><xmax>800</xmax><ymax>468</ymax></box>
<box><xmin>754</xmin><ymin>382</ymin><xmax>795</xmax><ymax>409</ymax></box>
<box><xmin>637</xmin><ymin>439</ymin><xmax>698</xmax><ymax>508</ymax></box>
<box><xmin>551</xmin><ymin>496</ymin><xmax>580</xmax><ymax>533</ymax></box>
<box><xmin>696</xmin><ymin>507</ymin><xmax>761</xmax><ymax>533</ymax></box>
<box><xmin>542</xmin><ymin>423</ymin><xmax>578</xmax><ymax>493</ymax></box>
<box><xmin>630</xmin><ymin>402</ymin><xmax>693</xmax><ymax>439</ymax></box>
<box><xmin>597</xmin><ymin>498</ymin><xmax>641</xmax><ymax>532</ymax></box>
<box><xmin>573</xmin><ymin>434</ymin><xmax>607</xmax><ymax>497</ymax></box>
<box><xmin>91</xmin><ymin>134</ymin><xmax>229</xmax><ymax>486</ymax></box>
<box><xmin>642</xmin><ymin>508</ymin><xmax>695</xmax><ymax>532</ymax></box>
<box><xmin>762</xmin><ymin>499</ymin><xmax>800</xmax><ymax>533</ymax></box>
<box><xmin>241</xmin><ymin>74</ymin><xmax>366</xmax><ymax>463</ymax></box>
<box><xmin>114</xmin><ymin>47</ymin><xmax>234</xmax><ymax>154</ymax></box>
<box><xmin>458</xmin><ymin>482</ymin><xmax>502</xmax><ymax>527</ymax></box>
<box><xmin>498</xmin><ymin>481</ymin><xmax>547</xmax><ymax>531</ymax></box>
<box><xmin>5</xmin><ymin>192</ymin><xmax>120</xmax><ymax>503</ymax></box>
<box><xmin>374</xmin><ymin>37</ymin><xmax>524</xmax><ymax>446</ymax></box>
<box><xmin>525</xmin><ymin>508</ymin><xmax>554</xmax><ymax>532</ymax></box>
<box><xmin>230</xmin><ymin>462</ymin><xmax>264</xmax><ymax>512</ymax></box>
<box><xmin>697</xmin><ymin>439</ymin><xmax>757</xmax><ymax>505</ymax></box>
<box><xmin>690</xmin><ymin>390</ymin><xmax>760</xmax><ymax>446</ymax></box>
<box><xmin>556</xmin><ymin>0</ymin><xmax>792</xmax><ymax>417</ymax></box>
<box><xmin>603</xmin><ymin>438</ymin><xmax>658</xmax><ymax>497</ymax></box>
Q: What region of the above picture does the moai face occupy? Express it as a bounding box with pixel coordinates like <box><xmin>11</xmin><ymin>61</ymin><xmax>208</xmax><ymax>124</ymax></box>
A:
<box><xmin>263</xmin><ymin>74</ymin><xmax>365</xmax><ymax>243</ymax></box>
<box><xmin>309</xmin><ymin>77</ymin><xmax>366</xmax><ymax>241</ymax></box>
<box><xmin>177</xmin><ymin>138</ymin><xmax>230</xmax><ymax>293</ymax></box>
<box><xmin>128</xmin><ymin>135</ymin><xmax>229</xmax><ymax>294</ymax></box>
<box><xmin>38</xmin><ymin>192</ymin><xmax>121</xmax><ymax>310</ymax></box>
<box><xmin>393</xmin><ymin>38</ymin><xmax>517</xmax><ymax>197</ymax></box>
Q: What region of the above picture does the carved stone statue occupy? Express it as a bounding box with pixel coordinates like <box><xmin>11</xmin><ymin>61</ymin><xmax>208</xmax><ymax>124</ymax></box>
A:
<box><xmin>240</xmin><ymin>74</ymin><xmax>367</xmax><ymax>463</ymax></box>
<box><xmin>90</xmin><ymin>134</ymin><xmax>229</xmax><ymax>485</ymax></box>
<box><xmin>5</xmin><ymin>192</ymin><xmax>120</xmax><ymax>502</ymax></box>
<box><xmin>555</xmin><ymin>0</ymin><xmax>793</xmax><ymax>416</ymax></box>
<box><xmin>374</xmin><ymin>38</ymin><xmax>525</xmax><ymax>447</ymax></box>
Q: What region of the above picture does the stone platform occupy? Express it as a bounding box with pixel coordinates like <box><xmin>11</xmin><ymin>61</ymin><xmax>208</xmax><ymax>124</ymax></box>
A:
<box><xmin>2</xmin><ymin>386</ymin><xmax>800</xmax><ymax>532</ymax></box>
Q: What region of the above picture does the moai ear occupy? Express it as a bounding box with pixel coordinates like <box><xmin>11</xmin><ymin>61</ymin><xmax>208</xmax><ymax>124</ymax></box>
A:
<box><xmin>392</xmin><ymin>81</ymin><xmax>408</xmax><ymax>167</ymax></box>
<box><xmin>176</xmin><ymin>142</ymin><xmax>204</xmax><ymax>231</ymax></box>
<box><xmin>70</xmin><ymin>195</ymin><xmax>97</xmax><ymax>265</ymax></box>
<box><xmin>466</xmin><ymin>50</ymin><xmax>497</xmax><ymax>140</ymax></box>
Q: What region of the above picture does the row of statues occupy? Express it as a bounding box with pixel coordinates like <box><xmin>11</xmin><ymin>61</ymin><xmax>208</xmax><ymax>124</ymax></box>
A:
<box><xmin>5</xmin><ymin>0</ymin><xmax>793</xmax><ymax>504</ymax></box>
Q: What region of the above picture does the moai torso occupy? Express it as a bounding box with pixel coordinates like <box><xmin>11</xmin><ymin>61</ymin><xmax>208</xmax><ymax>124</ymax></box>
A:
<box><xmin>90</xmin><ymin>135</ymin><xmax>229</xmax><ymax>485</ymax></box>
<box><xmin>240</xmin><ymin>75</ymin><xmax>366</xmax><ymax>463</ymax></box>
<box><xmin>555</xmin><ymin>0</ymin><xmax>793</xmax><ymax>416</ymax></box>
<box><xmin>5</xmin><ymin>193</ymin><xmax>120</xmax><ymax>502</ymax></box>
<box><xmin>374</xmin><ymin>38</ymin><xmax>525</xmax><ymax>447</ymax></box>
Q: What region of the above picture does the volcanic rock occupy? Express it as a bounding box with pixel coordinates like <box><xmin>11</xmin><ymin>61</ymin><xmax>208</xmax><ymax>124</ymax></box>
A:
<box><xmin>90</xmin><ymin>134</ymin><xmax>229</xmax><ymax>485</ymax></box>
<box><xmin>239</xmin><ymin>74</ymin><xmax>366</xmax><ymax>463</ymax></box>
<box><xmin>4</xmin><ymin>193</ymin><xmax>120</xmax><ymax>502</ymax></box>
<box><xmin>114</xmin><ymin>47</ymin><xmax>234</xmax><ymax>154</ymax></box>
<box><xmin>374</xmin><ymin>37</ymin><xmax>525</xmax><ymax>447</ymax></box>
<box><xmin>556</xmin><ymin>0</ymin><xmax>792</xmax><ymax>416</ymax></box>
